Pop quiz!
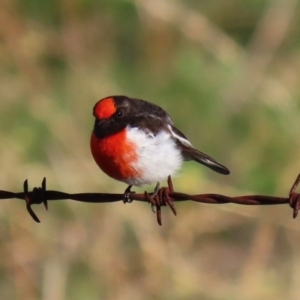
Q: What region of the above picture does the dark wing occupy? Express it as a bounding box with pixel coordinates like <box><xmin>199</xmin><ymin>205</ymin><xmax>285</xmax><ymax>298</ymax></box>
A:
<box><xmin>131</xmin><ymin>98</ymin><xmax>173</xmax><ymax>124</ymax></box>
<box><xmin>128</xmin><ymin>97</ymin><xmax>174</xmax><ymax>136</ymax></box>
<box><xmin>168</xmin><ymin>125</ymin><xmax>230</xmax><ymax>175</ymax></box>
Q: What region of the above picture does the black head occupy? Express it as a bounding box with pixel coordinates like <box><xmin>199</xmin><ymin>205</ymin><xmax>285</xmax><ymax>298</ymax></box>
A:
<box><xmin>92</xmin><ymin>95</ymin><xmax>173</xmax><ymax>138</ymax></box>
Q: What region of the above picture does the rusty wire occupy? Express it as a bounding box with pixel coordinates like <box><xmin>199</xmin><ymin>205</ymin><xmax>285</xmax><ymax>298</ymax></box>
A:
<box><xmin>1</xmin><ymin>174</ymin><xmax>300</xmax><ymax>225</ymax></box>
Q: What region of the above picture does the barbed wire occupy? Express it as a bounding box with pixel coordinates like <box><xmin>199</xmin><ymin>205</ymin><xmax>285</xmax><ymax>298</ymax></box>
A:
<box><xmin>1</xmin><ymin>174</ymin><xmax>300</xmax><ymax>225</ymax></box>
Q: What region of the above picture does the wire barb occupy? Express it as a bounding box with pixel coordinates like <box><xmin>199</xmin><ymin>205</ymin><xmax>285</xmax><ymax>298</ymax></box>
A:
<box><xmin>1</xmin><ymin>174</ymin><xmax>300</xmax><ymax>225</ymax></box>
<box><xmin>289</xmin><ymin>173</ymin><xmax>300</xmax><ymax>218</ymax></box>
<box><xmin>23</xmin><ymin>178</ymin><xmax>48</xmax><ymax>223</ymax></box>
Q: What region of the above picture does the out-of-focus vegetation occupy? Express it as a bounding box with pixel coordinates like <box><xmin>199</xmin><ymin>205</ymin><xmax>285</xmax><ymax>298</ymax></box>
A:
<box><xmin>0</xmin><ymin>0</ymin><xmax>300</xmax><ymax>299</ymax></box>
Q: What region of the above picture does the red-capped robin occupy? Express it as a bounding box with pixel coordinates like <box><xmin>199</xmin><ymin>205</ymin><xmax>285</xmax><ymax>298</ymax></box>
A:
<box><xmin>90</xmin><ymin>95</ymin><xmax>230</xmax><ymax>201</ymax></box>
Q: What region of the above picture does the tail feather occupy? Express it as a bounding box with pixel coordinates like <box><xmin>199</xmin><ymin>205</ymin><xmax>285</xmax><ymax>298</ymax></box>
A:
<box><xmin>184</xmin><ymin>148</ymin><xmax>230</xmax><ymax>175</ymax></box>
<box><xmin>168</xmin><ymin>125</ymin><xmax>230</xmax><ymax>175</ymax></box>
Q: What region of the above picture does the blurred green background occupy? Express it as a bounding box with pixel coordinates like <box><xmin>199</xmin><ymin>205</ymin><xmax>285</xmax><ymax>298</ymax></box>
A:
<box><xmin>1</xmin><ymin>0</ymin><xmax>300</xmax><ymax>299</ymax></box>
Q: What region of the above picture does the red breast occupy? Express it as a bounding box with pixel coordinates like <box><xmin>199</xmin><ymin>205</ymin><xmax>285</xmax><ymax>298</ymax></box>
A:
<box><xmin>91</xmin><ymin>97</ymin><xmax>140</xmax><ymax>181</ymax></box>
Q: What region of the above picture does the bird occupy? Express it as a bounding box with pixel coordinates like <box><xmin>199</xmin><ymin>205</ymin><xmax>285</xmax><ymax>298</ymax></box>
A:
<box><xmin>90</xmin><ymin>95</ymin><xmax>230</xmax><ymax>201</ymax></box>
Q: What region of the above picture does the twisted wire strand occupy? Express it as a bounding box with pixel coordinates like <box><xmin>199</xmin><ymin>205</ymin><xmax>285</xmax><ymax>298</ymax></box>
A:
<box><xmin>1</xmin><ymin>174</ymin><xmax>299</xmax><ymax>225</ymax></box>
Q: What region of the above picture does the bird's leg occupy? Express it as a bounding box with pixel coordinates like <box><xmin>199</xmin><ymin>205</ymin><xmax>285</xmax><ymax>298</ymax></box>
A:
<box><xmin>123</xmin><ymin>185</ymin><xmax>135</xmax><ymax>203</ymax></box>
<box><xmin>153</xmin><ymin>177</ymin><xmax>176</xmax><ymax>215</ymax></box>
<box><xmin>153</xmin><ymin>182</ymin><xmax>160</xmax><ymax>197</ymax></box>
<box><xmin>151</xmin><ymin>182</ymin><xmax>160</xmax><ymax>213</ymax></box>
<box><xmin>162</xmin><ymin>176</ymin><xmax>176</xmax><ymax>216</ymax></box>
<box><xmin>145</xmin><ymin>178</ymin><xmax>177</xmax><ymax>226</ymax></box>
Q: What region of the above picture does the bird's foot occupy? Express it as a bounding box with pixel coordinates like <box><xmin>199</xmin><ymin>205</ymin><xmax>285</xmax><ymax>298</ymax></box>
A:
<box><xmin>123</xmin><ymin>185</ymin><xmax>135</xmax><ymax>203</ymax></box>
<box><xmin>144</xmin><ymin>176</ymin><xmax>177</xmax><ymax>225</ymax></box>
<box><xmin>150</xmin><ymin>182</ymin><xmax>160</xmax><ymax>213</ymax></box>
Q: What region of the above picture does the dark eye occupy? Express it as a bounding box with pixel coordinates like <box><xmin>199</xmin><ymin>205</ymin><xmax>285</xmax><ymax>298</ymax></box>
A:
<box><xmin>116</xmin><ymin>110</ymin><xmax>123</xmax><ymax>117</ymax></box>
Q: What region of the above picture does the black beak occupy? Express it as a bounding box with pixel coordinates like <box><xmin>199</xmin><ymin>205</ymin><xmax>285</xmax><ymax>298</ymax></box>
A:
<box><xmin>94</xmin><ymin>118</ymin><xmax>103</xmax><ymax>127</ymax></box>
<box><xmin>93</xmin><ymin>116</ymin><xmax>126</xmax><ymax>139</ymax></box>
<box><xmin>93</xmin><ymin>118</ymin><xmax>106</xmax><ymax>138</ymax></box>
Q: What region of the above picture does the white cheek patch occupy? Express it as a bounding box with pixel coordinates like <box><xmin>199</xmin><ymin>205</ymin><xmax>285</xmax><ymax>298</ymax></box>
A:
<box><xmin>126</xmin><ymin>127</ymin><xmax>183</xmax><ymax>186</ymax></box>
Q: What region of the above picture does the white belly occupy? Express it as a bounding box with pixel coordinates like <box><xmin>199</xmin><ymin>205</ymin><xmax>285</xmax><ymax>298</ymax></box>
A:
<box><xmin>125</xmin><ymin>127</ymin><xmax>183</xmax><ymax>186</ymax></box>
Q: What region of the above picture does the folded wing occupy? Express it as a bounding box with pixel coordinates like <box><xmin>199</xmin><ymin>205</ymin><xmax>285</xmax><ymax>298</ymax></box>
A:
<box><xmin>168</xmin><ymin>125</ymin><xmax>230</xmax><ymax>175</ymax></box>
